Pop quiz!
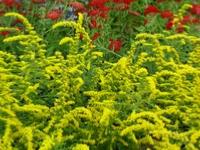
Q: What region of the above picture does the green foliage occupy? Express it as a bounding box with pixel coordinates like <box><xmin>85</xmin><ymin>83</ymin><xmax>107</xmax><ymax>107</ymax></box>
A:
<box><xmin>0</xmin><ymin>12</ymin><xmax>200</xmax><ymax>150</ymax></box>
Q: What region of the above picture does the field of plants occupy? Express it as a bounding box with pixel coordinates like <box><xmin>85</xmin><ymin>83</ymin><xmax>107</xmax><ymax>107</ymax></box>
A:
<box><xmin>0</xmin><ymin>0</ymin><xmax>200</xmax><ymax>150</ymax></box>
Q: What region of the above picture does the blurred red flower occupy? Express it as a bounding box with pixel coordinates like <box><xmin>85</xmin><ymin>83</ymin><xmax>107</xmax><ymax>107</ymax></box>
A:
<box><xmin>190</xmin><ymin>4</ymin><xmax>200</xmax><ymax>15</ymax></box>
<box><xmin>69</xmin><ymin>2</ymin><xmax>86</xmax><ymax>13</ymax></box>
<box><xmin>89</xmin><ymin>19</ymin><xmax>100</xmax><ymax>28</ymax></box>
<box><xmin>0</xmin><ymin>31</ymin><xmax>10</xmax><ymax>36</ymax></box>
<box><xmin>2</xmin><ymin>0</ymin><xmax>21</xmax><ymax>8</ymax></box>
<box><xmin>166</xmin><ymin>20</ymin><xmax>174</xmax><ymax>30</ymax></box>
<box><xmin>90</xmin><ymin>20</ymin><xmax>97</xmax><ymax>28</ymax></box>
<box><xmin>144</xmin><ymin>5</ymin><xmax>160</xmax><ymax>15</ymax></box>
<box><xmin>2</xmin><ymin>0</ymin><xmax>15</xmax><ymax>7</ymax></box>
<box><xmin>46</xmin><ymin>10</ymin><xmax>62</xmax><ymax>20</ymax></box>
<box><xmin>192</xmin><ymin>18</ymin><xmax>200</xmax><ymax>24</ymax></box>
<box><xmin>89</xmin><ymin>0</ymin><xmax>108</xmax><ymax>8</ymax></box>
<box><xmin>160</xmin><ymin>10</ymin><xmax>173</xmax><ymax>19</ymax></box>
<box><xmin>92</xmin><ymin>32</ymin><xmax>100</xmax><ymax>41</ymax></box>
<box><xmin>88</xmin><ymin>0</ymin><xmax>110</xmax><ymax>18</ymax></box>
<box><xmin>112</xmin><ymin>0</ymin><xmax>134</xmax><ymax>4</ymax></box>
<box><xmin>109</xmin><ymin>39</ymin><xmax>122</xmax><ymax>52</ymax></box>
<box><xmin>88</xmin><ymin>7</ymin><xmax>109</xmax><ymax>18</ymax></box>
<box><xmin>88</xmin><ymin>9</ymin><xmax>100</xmax><ymax>16</ymax></box>
<box><xmin>181</xmin><ymin>15</ymin><xmax>191</xmax><ymax>24</ymax></box>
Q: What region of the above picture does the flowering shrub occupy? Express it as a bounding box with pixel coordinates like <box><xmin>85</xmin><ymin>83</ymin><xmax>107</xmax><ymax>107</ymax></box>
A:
<box><xmin>1</xmin><ymin>0</ymin><xmax>200</xmax><ymax>53</ymax></box>
<box><xmin>0</xmin><ymin>11</ymin><xmax>200</xmax><ymax>150</ymax></box>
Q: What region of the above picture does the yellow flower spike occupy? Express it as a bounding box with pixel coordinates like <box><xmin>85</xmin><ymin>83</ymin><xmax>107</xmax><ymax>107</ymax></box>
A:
<box><xmin>29</xmin><ymin>31</ymin><xmax>37</xmax><ymax>35</ymax></box>
<box><xmin>72</xmin><ymin>144</ymin><xmax>89</xmax><ymax>150</ymax></box>
<box><xmin>0</xmin><ymin>27</ymin><xmax>20</xmax><ymax>33</ymax></box>
<box><xmin>117</xmin><ymin>57</ymin><xmax>128</xmax><ymax>70</ymax></box>
<box><xmin>23</xmin><ymin>127</ymin><xmax>34</xmax><ymax>150</ymax></box>
<box><xmin>135</xmin><ymin>40</ymin><xmax>146</xmax><ymax>46</ymax></box>
<box><xmin>190</xmin><ymin>131</ymin><xmax>200</xmax><ymax>144</ymax></box>
<box><xmin>52</xmin><ymin>13</ymin><xmax>91</xmax><ymax>53</ymax></box>
<box><xmin>59</xmin><ymin>37</ymin><xmax>75</xmax><ymax>45</ymax></box>
<box><xmin>74</xmin><ymin>77</ymin><xmax>84</xmax><ymax>91</ymax></box>
<box><xmin>39</xmin><ymin>135</ymin><xmax>54</xmax><ymax>150</ymax></box>
<box><xmin>100</xmin><ymin>108</ymin><xmax>112</xmax><ymax>126</ymax></box>
<box><xmin>135</xmin><ymin>68</ymin><xmax>148</xmax><ymax>76</ymax></box>
<box><xmin>146</xmin><ymin>77</ymin><xmax>159</xmax><ymax>98</ymax></box>
<box><xmin>89</xmin><ymin>44</ymin><xmax>96</xmax><ymax>49</ymax></box>
<box><xmin>91</xmin><ymin>51</ymin><xmax>103</xmax><ymax>57</ymax></box>
<box><xmin>1</xmin><ymin>13</ymin><xmax>46</xmax><ymax>58</ymax></box>
<box><xmin>77</xmin><ymin>13</ymin><xmax>84</xmax><ymax>26</ymax></box>
<box><xmin>4</xmin><ymin>12</ymin><xmax>34</xmax><ymax>32</ymax></box>
<box><xmin>52</xmin><ymin>21</ymin><xmax>77</xmax><ymax>29</ymax></box>
<box><xmin>3</xmin><ymin>35</ymin><xmax>30</xmax><ymax>43</ymax></box>
<box><xmin>1</xmin><ymin>123</ymin><xmax>12</xmax><ymax>150</ymax></box>
<box><xmin>181</xmin><ymin>4</ymin><xmax>192</xmax><ymax>10</ymax></box>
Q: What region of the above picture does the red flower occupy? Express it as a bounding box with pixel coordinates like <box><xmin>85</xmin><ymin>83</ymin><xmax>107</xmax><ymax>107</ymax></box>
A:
<box><xmin>99</xmin><ymin>11</ymin><xmax>108</xmax><ymax>18</ymax></box>
<box><xmin>46</xmin><ymin>10</ymin><xmax>62</xmax><ymax>20</ymax></box>
<box><xmin>2</xmin><ymin>0</ymin><xmax>15</xmax><ymax>7</ymax></box>
<box><xmin>192</xmin><ymin>18</ymin><xmax>200</xmax><ymax>24</ymax></box>
<box><xmin>88</xmin><ymin>0</ymin><xmax>110</xmax><ymax>19</ymax></box>
<box><xmin>88</xmin><ymin>7</ymin><xmax>109</xmax><ymax>18</ymax></box>
<box><xmin>2</xmin><ymin>0</ymin><xmax>21</xmax><ymax>8</ymax></box>
<box><xmin>160</xmin><ymin>10</ymin><xmax>173</xmax><ymax>19</ymax></box>
<box><xmin>92</xmin><ymin>32</ymin><xmax>100</xmax><ymax>41</ymax></box>
<box><xmin>109</xmin><ymin>39</ymin><xmax>122</xmax><ymax>52</ymax></box>
<box><xmin>181</xmin><ymin>15</ymin><xmax>191</xmax><ymax>24</ymax></box>
<box><xmin>99</xmin><ymin>5</ymin><xmax>110</xmax><ymax>12</ymax></box>
<box><xmin>89</xmin><ymin>0</ymin><xmax>108</xmax><ymax>8</ymax></box>
<box><xmin>32</xmin><ymin>0</ymin><xmax>46</xmax><ymax>4</ymax></box>
<box><xmin>121</xmin><ymin>0</ymin><xmax>134</xmax><ymax>4</ymax></box>
<box><xmin>88</xmin><ymin>6</ymin><xmax>109</xmax><ymax>18</ymax></box>
<box><xmin>88</xmin><ymin>9</ymin><xmax>100</xmax><ymax>16</ymax></box>
<box><xmin>190</xmin><ymin>4</ymin><xmax>200</xmax><ymax>15</ymax></box>
<box><xmin>144</xmin><ymin>5</ymin><xmax>160</xmax><ymax>15</ymax></box>
<box><xmin>112</xmin><ymin>0</ymin><xmax>134</xmax><ymax>4</ymax></box>
<box><xmin>166</xmin><ymin>20</ymin><xmax>174</xmax><ymax>30</ymax></box>
<box><xmin>89</xmin><ymin>19</ymin><xmax>101</xmax><ymax>28</ymax></box>
<box><xmin>0</xmin><ymin>31</ymin><xmax>10</xmax><ymax>36</ymax></box>
<box><xmin>69</xmin><ymin>2</ymin><xmax>86</xmax><ymax>13</ymax></box>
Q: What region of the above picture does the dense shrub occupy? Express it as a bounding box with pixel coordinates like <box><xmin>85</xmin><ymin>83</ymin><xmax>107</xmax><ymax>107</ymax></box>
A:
<box><xmin>0</xmin><ymin>12</ymin><xmax>200</xmax><ymax>150</ymax></box>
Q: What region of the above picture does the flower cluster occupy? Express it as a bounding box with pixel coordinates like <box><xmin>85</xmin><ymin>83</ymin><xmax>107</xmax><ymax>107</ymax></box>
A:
<box><xmin>1</xmin><ymin>0</ymin><xmax>200</xmax><ymax>53</ymax></box>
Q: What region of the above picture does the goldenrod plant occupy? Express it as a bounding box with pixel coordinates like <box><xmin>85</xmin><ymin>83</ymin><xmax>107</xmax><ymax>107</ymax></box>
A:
<box><xmin>0</xmin><ymin>12</ymin><xmax>200</xmax><ymax>150</ymax></box>
<box><xmin>52</xmin><ymin>13</ymin><xmax>91</xmax><ymax>54</ymax></box>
